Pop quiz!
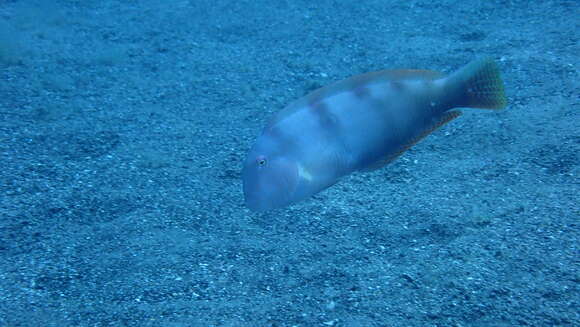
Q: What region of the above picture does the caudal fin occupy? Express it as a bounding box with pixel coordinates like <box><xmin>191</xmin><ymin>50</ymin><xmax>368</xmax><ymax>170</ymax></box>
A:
<box><xmin>451</xmin><ymin>57</ymin><xmax>507</xmax><ymax>110</ymax></box>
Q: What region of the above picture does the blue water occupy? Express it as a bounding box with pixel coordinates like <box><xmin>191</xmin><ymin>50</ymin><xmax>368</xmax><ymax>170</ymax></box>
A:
<box><xmin>0</xmin><ymin>1</ymin><xmax>578</xmax><ymax>326</ymax></box>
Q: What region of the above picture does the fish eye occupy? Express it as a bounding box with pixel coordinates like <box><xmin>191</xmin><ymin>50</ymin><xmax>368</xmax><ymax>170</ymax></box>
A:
<box><xmin>256</xmin><ymin>155</ymin><xmax>267</xmax><ymax>167</ymax></box>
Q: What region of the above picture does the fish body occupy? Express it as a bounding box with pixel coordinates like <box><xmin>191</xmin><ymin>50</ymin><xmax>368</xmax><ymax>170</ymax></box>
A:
<box><xmin>243</xmin><ymin>58</ymin><xmax>507</xmax><ymax>211</ymax></box>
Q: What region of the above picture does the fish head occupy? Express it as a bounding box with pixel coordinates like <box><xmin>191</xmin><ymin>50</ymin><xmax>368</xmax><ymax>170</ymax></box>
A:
<box><xmin>242</xmin><ymin>137</ymin><xmax>301</xmax><ymax>212</ymax></box>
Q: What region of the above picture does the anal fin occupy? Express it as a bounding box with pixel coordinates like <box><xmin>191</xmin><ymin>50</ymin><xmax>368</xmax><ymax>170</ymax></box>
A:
<box><xmin>363</xmin><ymin>110</ymin><xmax>462</xmax><ymax>171</ymax></box>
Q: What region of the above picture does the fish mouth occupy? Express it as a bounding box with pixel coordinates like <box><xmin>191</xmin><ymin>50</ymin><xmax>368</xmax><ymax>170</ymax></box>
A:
<box><xmin>243</xmin><ymin>179</ymin><xmax>296</xmax><ymax>212</ymax></box>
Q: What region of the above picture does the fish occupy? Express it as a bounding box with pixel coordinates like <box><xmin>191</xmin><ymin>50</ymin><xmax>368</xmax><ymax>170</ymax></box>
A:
<box><xmin>242</xmin><ymin>57</ymin><xmax>507</xmax><ymax>211</ymax></box>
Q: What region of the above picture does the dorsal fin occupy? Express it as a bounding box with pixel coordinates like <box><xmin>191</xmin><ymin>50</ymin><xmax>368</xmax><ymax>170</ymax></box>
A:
<box><xmin>380</xmin><ymin>69</ymin><xmax>444</xmax><ymax>81</ymax></box>
<box><xmin>362</xmin><ymin>110</ymin><xmax>462</xmax><ymax>171</ymax></box>
<box><xmin>267</xmin><ymin>69</ymin><xmax>444</xmax><ymax>129</ymax></box>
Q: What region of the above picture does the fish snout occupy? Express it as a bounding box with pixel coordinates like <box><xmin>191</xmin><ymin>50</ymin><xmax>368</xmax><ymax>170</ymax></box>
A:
<box><xmin>242</xmin><ymin>157</ymin><xmax>300</xmax><ymax>211</ymax></box>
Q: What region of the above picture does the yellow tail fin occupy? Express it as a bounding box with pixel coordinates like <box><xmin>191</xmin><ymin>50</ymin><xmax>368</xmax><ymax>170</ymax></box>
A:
<box><xmin>451</xmin><ymin>58</ymin><xmax>507</xmax><ymax>110</ymax></box>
